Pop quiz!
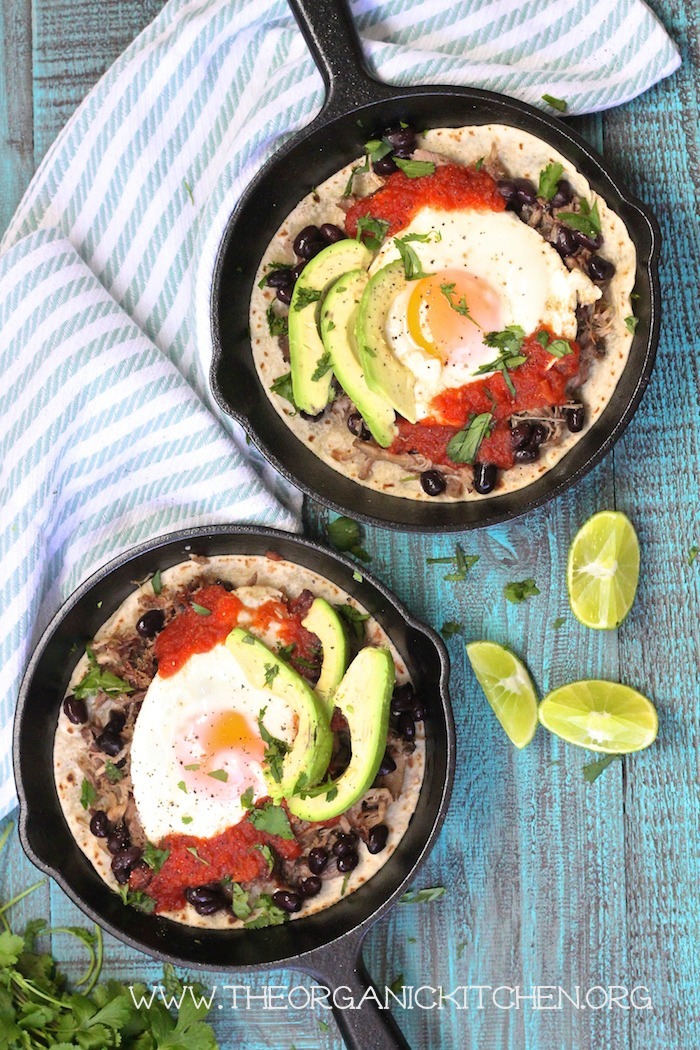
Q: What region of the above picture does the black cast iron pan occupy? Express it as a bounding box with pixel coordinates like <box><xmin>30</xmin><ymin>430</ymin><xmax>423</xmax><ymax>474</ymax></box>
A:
<box><xmin>15</xmin><ymin>526</ymin><xmax>454</xmax><ymax>1050</ymax></box>
<box><xmin>210</xmin><ymin>0</ymin><xmax>660</xmax><ymax>532</ymax></box>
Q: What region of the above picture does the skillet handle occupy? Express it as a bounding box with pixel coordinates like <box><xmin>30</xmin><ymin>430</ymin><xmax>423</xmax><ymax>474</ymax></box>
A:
<box><xmin>287</xmin><ymin>0</ymin><xmax>394</xmax><ymax>119</ymax></box>
<box><xmin>298</xmin><ymin>927</ymin><xmax>411</xmax><ymax>1049</ymax></box>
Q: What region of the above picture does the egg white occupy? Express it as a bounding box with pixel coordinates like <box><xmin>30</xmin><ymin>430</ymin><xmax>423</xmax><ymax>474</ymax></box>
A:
<box><xmin>130</xmin><ymin>643</ymin><xmax>295</xmax><ymax>843</ymax></box>
<box><xmin>371</xmin><ymin>206</ymin><xmax>601</xmax><ymax>418</ymax></box>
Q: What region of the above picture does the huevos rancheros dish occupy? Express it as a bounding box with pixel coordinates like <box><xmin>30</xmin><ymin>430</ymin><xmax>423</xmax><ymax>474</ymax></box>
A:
<box><xmin>53</xmin><ymin>554</ymin><xmax>424</xmax><ymax>929</ymax></box>
<box><xmin>250</xmin><ymin>122</ymin><xmax>636</xmax><ymax>501</ymax></box>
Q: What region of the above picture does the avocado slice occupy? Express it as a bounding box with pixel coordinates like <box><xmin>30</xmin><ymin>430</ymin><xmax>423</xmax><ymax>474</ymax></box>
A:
<box><xmin>225</xmin><ymin>627</ymin><xmax>333</xmax><ymax>802</ymax></box>
<box><xmin>320</xmin><ymin>271</ymin><xmax>397</xmax><ymax>448</ymax></box>
<box><xmin>301</xmin><ymin>597</ymin><xmax>349</xmax><ymax>714</ymax></box>
<box><xmin>289</xmin><ymin>239</ymin><xmax>373</xmax><ymax>415</ymax></box>
<box><xmin>287</xmin><ymin>646</ymin><xmax>395</xmax><ymax>822</ymax></box>
<box><xmin>356</xmin><ymin>261</ymin><xmax>417</xmax><ymax>423</ymax></box>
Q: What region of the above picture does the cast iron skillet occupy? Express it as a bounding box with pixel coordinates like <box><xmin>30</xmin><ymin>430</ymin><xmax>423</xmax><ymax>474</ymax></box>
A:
<box><xmin>210</xmin><ymin>0</ymin><xmax>660</xmax><ymax>532</ymax></box>
<box><xmin>15</xmin><ymin>526</ymin><xmax>453</xmax><ymax>1050</ymax></box>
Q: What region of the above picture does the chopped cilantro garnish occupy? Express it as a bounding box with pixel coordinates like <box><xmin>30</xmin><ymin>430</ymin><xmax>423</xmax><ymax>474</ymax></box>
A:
<box><xmin>394</xmin><ymin>157</ymin><xmax>436</xmax><ymax>178</ymax></box>
<box><xmin>104</xmin><ymin>761</ymin><xmax>123</xmax><ymax>784</ymax></box>
<box><xmin>504</xmin><ymin>578</ymin><xmax>540</xmax><ymax>604</ymax></box>
<box><xmin>151</xmin><ymin>569</ymin><xmax>162</xmax><ymax>595</ymax></box>
<box><xmin>538</xmin><ymin>161</ymin><xmax>564</xmax><ymax>200</ymax></box>
<box><xmin>293</xmin><ymin>287</ymin><xmax>322</xmax><ymax>311</ymax></box>
<box><xmin>80</xmin><ymin>778</ymin><xmax>97</xmax><ymax>811</ymax></box>
<box><xmin>191</xmin><ymin>602</ymin><xmax>211</xmax><ymax>616</ymax></box>
<box><xmin>446</xmin><ymin>413</ymin><xmax>494</xmax><ymax>465</ymax></box>
<box><xmin>248</xmin><ymin>802</ymin><xmax>294</xmax><ymax>839</ymax></box>
<box><xmin>440</xmin><ymin>621</ymin><xmax>464</xmax><ymax>638</ymax></box>
<box><xmin>240</xmin><ymin>786</ymin><xmax>255</xmax><ymax>809</ymax></box>
<box><xmin>542</xmin><ymin>93</ymin><xmax>568</xmax><ymax>112</ymax></box>
<box><xmin>186</xmin><ymin>846</ymin><xmax>210</xmax><ymax>866</ymax></box>
<box><xmin>625</xmin><ymin>316</ymin><xmax>639</xmax><ymax>334</ymax></box>
<box><xmin>311</xmin><ymin>350</ymin><xmax>333</xmax><ymax>382</ymax></box>
<box><xmin>439</xmin><ymin>282</ymin><xmax>481</xmax><ymax>326</ymax></box>
<box><xmin>557</xmin><ymin>198</ymin><xmax>602</xmax><ymax>239</ymax></box>
<box><xmin>207</xmin><ymin>769</ymin><xmax>229</xmax><ymax>782</ymax></box>
<box><xmin>356</xmin><ymin>215</ymin><xmax>389</xmax><ymax>250</ymax></box>
<box><xmin>399</xmin><ymin>886</ymin><xmax>446</xmax><ymax>904</ymax></box>
<box><xmin>74</xmin><ymin>648</ymin><xmax>133</xmax><ymax>701</ymax></box>
<box><xmin>394</xmin><ymin>235</ymin><xmax>431</xmax><ymax>280</ymax></box>
<box><xmin>553</xmin><ymin>616</ymin><xmax>566</xmax><ymax>629</ymax></box>
<box><xmin>143</xmin><ymin>842</ymin><xmax>170</xmax><ymax>872</ymax></box>
<box><xmin>264</xmin><ymin>663</ymin><xmax>279</xmax><ymax>688</ymax></box>
<box><xmin>266</xmin><ymin>304</ymin><xmax>288</xmax><ymax>338</ymax></box>
<box><xmin>583</xmin><ymin>753</ymin><xmax>620</xmax><ymax>783</ymax></box>
<box><xmin>258</xmin><ymin>261</ymin><xmax>293</xmax><ymax>289</ymax></box>
<box><xmin>270</xmin><ymin>370</ymin><xmax>297</xmax><ymax>409</ymax></box>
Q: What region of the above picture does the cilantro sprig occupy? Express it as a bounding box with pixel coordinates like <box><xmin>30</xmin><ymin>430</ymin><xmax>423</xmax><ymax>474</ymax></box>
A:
<box><xmin>439</xmin><ymin>282</ymin><xmax>481</xmax><ymax>326</ymax></box>
<box><xmin>74</xmin><ymin>649</ymin><xmax>133</xmax><ymax>702</ymax></box>
<box><xmin>504</xmin><ymin>578</ymin><xmax>540</xmax><ymax>604</ymax></box>
<box><xmin>394</xmin><ymin>157</ymin><xmax>436</xmax><ymax>178</ymax></box>
<box><xmin>446</xmin><ymin>413</ymin><xmax>494</xmax><ymax>465</ymax></box>
<box><xmin>557</xmin><ymin>198</ymin><xmax>602</xmax><ymax>240</ymax></box>
<box><xmin>356</xmin><ymin>215</ymin><xmax>389</xmax><ymax>250</ymax></box>
<box><xmin>538</xmin><ymin>161</ymin><xmax>564</xmax><ymax>200</ymax></box>
<box><xmin>393</xmin><ymin>235</ymin><xmax>432</xmax><ymax>281</ymax></box>
<box><xmin>476</xmin><ymin>326</ymin><xmax>528</xmax><ymax>396</ymax></box>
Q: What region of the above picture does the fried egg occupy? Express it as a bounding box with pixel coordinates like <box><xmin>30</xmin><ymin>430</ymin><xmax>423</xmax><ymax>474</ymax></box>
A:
<box><xmin>371</xmin><ymin>206</ymin><xmax>601</xmax><ymax>418</ymax></box>
<box><xmin>130</xmin><ymin>643</ymin><xmax>295</xmax><ymax>842</ymax></box>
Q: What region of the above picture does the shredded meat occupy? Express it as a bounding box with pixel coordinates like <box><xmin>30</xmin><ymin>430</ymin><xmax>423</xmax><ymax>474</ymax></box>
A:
<box><xmin>346</xmin><ymin>788</ymin><xmax>393</xmax><ymax>836</ymax></box>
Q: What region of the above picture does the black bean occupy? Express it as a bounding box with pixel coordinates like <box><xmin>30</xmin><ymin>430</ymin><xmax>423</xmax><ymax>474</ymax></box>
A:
<box><xmin>565</xmin><ymin>406</ymin><xmax>585</xmax><ymax>433</ymax></box>
<box><xmin>377</xmin><ymin>750</ymin><xmax>397</xmax><ymax>776</ymax></box>
<box><xmin>510</xmin><ymin>422</ymin><xmax>533</xmax><ymax>450</ymax></box>
<box><xmin>411</xmin><ymin>702</ymin><xmax>426</xmax><ymax>722</ymax></box>
<box><xmin>347</xmin><ymin>412</ymin><xmax>372</xmax><ymax>441</ymax></box>
<box><xmin>497</xmin><ymin>179</ymin><xmax>519</xmax><ymax>204</ymax></box>
<box><xmin>392</xmin><ymin>683</ymin><xmax>415</xmax><ymax>711</ymax></box>
<box><xmin>107</xmin><ymin>709</ymin><xmax>126</xmax><ymax>733</ymax></box>
<box><xmin>319</xmin><ymin>223</ymin><xmax>346</xmax><ymax>244</ymax></box>
<box><xmin>265</xmin><ymin>268</ymin><xmax>294</xmax><ymax>290</ymax></box>
<box><xmin>573</xmin><ymin>228</ymin><xmax>603</xmax><ymax>252</ymax></box>
<box><xmin>337</xmin><ymin>851</ymin><xmax>359</xmax><ymax>873</ymax></box>
<box><xmin>107</xmin><ymin>824</ymin><xmax>131</xmax><ymax>854</ymax></box>
<box><xmin>373</xmin><ymin>154</ymin><xmax>398</xmax><ymax>176</ymax></box>
<box><xmin>293</xmin><ymin>225</ymin><xmax>321</xmax><ymax>259</ymax></box>
<box><xmin>398</xmin><ymin>712</ymin><xmax>416</xmax><ymax>742</ymax></box>
<box><xmin>89</xmin><ymin>811</ymin><xmax>111</xmax><ymax>838</ymax></box>
<box><xmin>136</xmin><ymin>608</ymin><xmax>165</xmax><ymax>639</ymax></box>
<box><xmin>529</xmin><ymin>423</ymin><xmax>548</xmax><ymax>447</ymax></box>
<box><xmin>185</xmin><ymin>884</ymin><xmax>227</xmax><ymax>915</ymax></box>
<box><xmin>588</xmin><ymin>254</ymin><xmax>616</xmax><ymax>282</ymax></box>
<box><xmin>111</xmin><ymin>846</ymin><xmax>143</xmax><ymax>885</ymax></box>
<box><xmin>307</xmin><ymin>847</ymin><xmax>329</xmax><ymax>875</ymax></box>
<box><xmin>513</xmin><ymin>178</ymin><xmax>538</xmax><ymax>206</ymax></box>
<box><xmin>514</xmin><ymin>445</ymin><xmax>540</xmax><ymax>464</ymax></box>
<box><xmin>367</xmin><ymin>824</ymin><xmax>389</xmax><ymax>855</ymax></box>
<box><xmin>300</xmin><ymin>409</ymin><xmax>325</xmax><ymax>422</ymax></box>
<box><xmin>276</xmin><ymin>285</ymin><xmax>292</xmax><ymax>305</ymax></box>
<box><xmin>420</xmin><ymin>469</ymin><xmax>446</xmax><ymax>497</ymax></box>
<box><xmin>554</xmin><ymin>225</ymin><xmax>579</xmax><ymax>257</ymax></box>
<box><xmin>291</xmin><ymin>262</ymin><xmax>306</xmax><ymax>281</ymax></box>
<box><xmin>63</xmin><ymin>694</ymin><xmax>87</xmax><ymax>725</ymax></box>
<box><xmin>299</xmin><ymin>876</ymin><xmax>322</xmax><ymax>898</ymax></box>
<box><xmin>550</xmin><ymin>179</ymin><xmax>574</xmax><ymax>208</ymax></box>
<box><xmin>333</xmin><ymin>832</ymin><xmax>358</xmax><ymax>857</ymax></box>
<box><xmin>473</xmin><ymin>462</ymin><xmax>498</xmax><ymax>494</ymax></box>
<box><xmin>384</xmin><ymin>125</ymin><xmax>417</xmax><ymax>153</ymax></box>
<box><xmin>95</xmin><ymin>728</ymin><xmax>122</xmax><ymax>757</ymax></box>
<box><xmin>273</xmin><ymin>890</ymin><xmax>303</xmax><ymax>913</ymax></box>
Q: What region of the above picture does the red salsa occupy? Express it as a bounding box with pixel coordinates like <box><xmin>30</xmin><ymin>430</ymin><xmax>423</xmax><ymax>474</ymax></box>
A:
<box><xmin>344</xmin><ymin>163</ymin><xmax>505</xmax><ymax>239</ymax></box>
<box><xmin>389</xmin><ymin>330</ymin><xmax>581</xmax><ymax>469</ymax></box>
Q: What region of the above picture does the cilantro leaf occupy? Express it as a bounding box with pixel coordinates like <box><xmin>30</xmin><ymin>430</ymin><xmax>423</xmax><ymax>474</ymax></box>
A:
<box><xmin>0</xmin><ymin>932</ymin><xmax>25</xmax><ymax>967</ymax></box>
<box><xmin>583</xmin><ymin>753</ymin><xmax>620</xmax><ymax>783</ymax></box>
<box><xmin>118</xmin><ymin>887</ymin><xmax>156</xmax><ymax>913</ymax></box>
<box><xmin>538</xmin><ymin>161</ymin><xmax>564</xmax><ymax>200</ymax></box>
<box><xmin>191</xmin><ymin>602</ymin><xmax>211</xmax><ymax>616</ymax></box>
<box><xmin>257</xmin><ymin>708</ymin><xmax>289</xmax><ymax>784</ymax></box>
<box><xmin>557</xmin><ymin>198</ymin><xmax>602</xmax><ymax>239</ymax></box>
<box><xmin>293</xmin><ymin>287</ymin><xmax>322</xmax><ymax>312</ymax></box>
<box><xmin>74</xmin><ymin>650</ymin><xmax>133</xmax><ymax>701</ymax></box>
<box><xmin>364</xmin><ymin>137</ymin><xmax>392</xmax><ymax>164</ymax></box>
<box><xmin>143</xmin><ymin>843</ymin><xmax>170</xmax><ymax>873</ymax></box>
<box><xmin>264</xmin><ymin>664</ymin><xmax>279</xmax><ymax>688</ymax></box>
<box><xmin>248</xmin><ymin>802</ymin><xmax>294</xmax><ymax>839</ymax></box>
<box><xmin>504</xmin><ymin>578</ymin><xmax>540</xmax><ymax>604</ymax></box>
<box><xmin>547</xmin><ymin>338</ymin><xmax>573</xmax><ymax>358</ymax></box>
<box><xmin>240</xmin><ymin>786</ymin><xmax>255</xmax><ymax>810</ymax></box>
<box><xmin>186</xmin><ymin>846</ymin><xmax>210</xmax><ymax>866</ymax></box>
<box><xmin>270</xmin><ymin>371</ymin><xmax>297</xmax><ymax>409</ymax></box>
<box><xmin>151</xmin><ymin>569</ymin><xmax>163</xmax><ymax>595</ymax></box>
<box><xmin>689</xmin><ymin>546</ymin><xmax>699</xmax><ymax>565</ymax></box>
<box><xmin>553</xmin><ymin>616</ymin><xmax>566</xmax><ymax>630</ymax></box>
<box><xmin>399</xmin><ymin>886</ymin><xmax>446</xmax><ymax>904</ymax></box>
<box><xmin>266</xmin><ymin>304</ymin><xmax>288</xmax><ymax>338</ymax></box>
<box><xmin>311</xmin><ymin>350</ymin><xmax>333</xmax><ymax>382</ymax></box>
<box><xmin>254</xmin><ymin>844</ymin><xmax>275</xmax><ymax>874</ymax></box>
<box><xmin>80</xmin><ymin>779</ymin><xmax>98</xmax><ymax>811</ymax></box>
<box><xmin>393</xmin><ymin>235</ymin><xmax>431</xmax><ymax>280</ymax></box>
<box><xmin>207</xmin><ymin>769</ymin><xmax>228</xmax><ymax>782</ymax></box>
<box><xmin>335</xmin><ymin>603</ymin><xmax>369</xmax><ymax>642</ymax></box>
<box><xmin>231</xmin><ymin>882</ymin><xmax>252</xmax><ymax>920</ymax></box>
<box><xmin>355</xmin><ymin>215</ymin><xmax>389</xmax><ymax>250</ymax></box>
<box><xmin>394</xmin><ymin>157</ymin><xmax>436</xmax><ymax>178</ymax></box>
<box><xmin>625</xmin><ymin>316</ymin><xmax>638</xmax><ymax>334</ymax></box>
<box><xmin>440</xmin><ymin>621</ymin><xmax>464</xmax><ymax>638</ymax></box>
<box><xmin>343</xmin><ymin>157</ymin><xmax>369</xmax><ymax>196</ymax></box>
<box><xmin>542</xmin><ymin>93</ymin><xmax>568</xmax><ymax>112</ymax></box>
<box><xmin>446</xmin><ymin>413</ymin><xmax>494</xmax><ymax>465</ymax></box>
<box><xmin>439</xmin><ymin>282</ymin><xmax>481</xmax><ymax>326</ymax></box>
<box><xmin>104</xmin><ymin>761</ymin><xmax>123</xmax><ymax>784</ymax></box>
<box><xmin>244</xmin><ymin>894</ymin><xmax>288</xmax><ymax>929</ymax></box>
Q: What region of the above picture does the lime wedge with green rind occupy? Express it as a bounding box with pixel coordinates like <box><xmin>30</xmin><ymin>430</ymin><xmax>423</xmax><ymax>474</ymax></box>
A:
<box><xmin>567</xmin><ymin>510</ymin><xmax>640</xmax><ymax>630</ymax></box>
<box><xmin>538</xmin><ymin>680</ymin><xmax>657</xmax><ymax>754</ymax></box>
<box><xmin>466</xmin><ymin>641</ymin><xmax>539</xmax><ymax>749</ymax></box>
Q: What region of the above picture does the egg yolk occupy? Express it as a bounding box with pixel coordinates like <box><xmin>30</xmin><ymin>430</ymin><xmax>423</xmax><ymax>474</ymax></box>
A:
<box><xmin>407</xmin><ymin>268</ymin><xmax>501</xmax><ymax>365</ymax></box>
<box><xmin>176</xmin><ymin>709</ymin><xmax>265</xmax><ymax>798</ymax></box>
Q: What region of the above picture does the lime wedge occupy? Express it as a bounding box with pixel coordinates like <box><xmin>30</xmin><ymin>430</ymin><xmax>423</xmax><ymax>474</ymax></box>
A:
<box><xmin>466</xmin><ymin>641</ymin><xmax>539</xmax><ymax>748</ymax></box>
<box><xmin>539</xmin><ymin>680</ymin><xmax>657</xmax><ymax>753</ymax></box>
<box><xmin>567</xmin><ymin>511</ymin><xmax>640</xmax><ymax>629</ymax></box>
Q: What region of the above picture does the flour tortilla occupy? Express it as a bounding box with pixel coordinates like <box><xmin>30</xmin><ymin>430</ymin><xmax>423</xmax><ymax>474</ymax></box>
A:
<box><xmin>54</xmin><ymin>555</ymin><xmax>424</xmax><ymax>929</ymax></box>
<box><xmin>250</xmin><ymin>124</ymin><xmax>636</xmax><ymax>501</ymax></box>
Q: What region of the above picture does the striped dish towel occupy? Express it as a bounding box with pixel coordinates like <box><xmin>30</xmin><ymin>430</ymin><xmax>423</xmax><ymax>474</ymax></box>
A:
<box><xmin>0</xmin><ymin>0</ymin><xmax>679</xmax><ymax>816</ymax></box>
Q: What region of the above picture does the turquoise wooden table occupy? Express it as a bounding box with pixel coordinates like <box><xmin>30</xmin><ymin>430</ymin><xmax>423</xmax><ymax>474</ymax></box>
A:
<box><xmin>1</xmin><ymin>1</ymin><xmax>698</xmax><ymax>1048</ymax></box>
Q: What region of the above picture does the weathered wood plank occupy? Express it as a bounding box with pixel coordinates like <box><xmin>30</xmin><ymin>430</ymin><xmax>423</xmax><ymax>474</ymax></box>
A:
<box><xmin>603</xmin><ymin>0</ymin><xmax>700</xmax><ymax>1044</ymax></box>
<box><xmin>0</xmin><ymin>0</ymin><xmax>33</xmax><ymax>234</ymax></box>
<box><xmin>32</xmin><ymin>0</ymin><xmax>165</xmax><ymax>166</ymax></box>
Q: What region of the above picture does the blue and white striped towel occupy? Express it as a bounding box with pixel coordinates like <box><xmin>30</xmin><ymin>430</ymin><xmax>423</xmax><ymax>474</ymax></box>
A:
<box><xmin>0</xmin><ymin>0</ymin><xmax>680</xmax><ymax>816</ymax></box>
